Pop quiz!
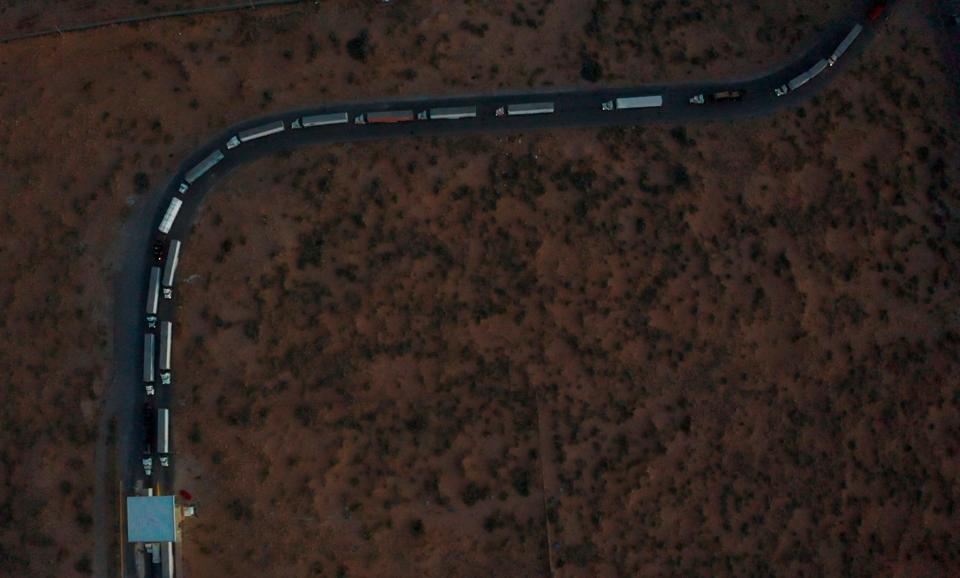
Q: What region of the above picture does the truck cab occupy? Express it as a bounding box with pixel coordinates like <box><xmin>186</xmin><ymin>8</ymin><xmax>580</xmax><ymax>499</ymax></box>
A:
<box><xmin>689</xmin><ymin>94</ymin><xmax>705</xmax><ymax>105</ymax></box>
<box><xmin>775</xmin><ymin>85</ymin><xmax>789</xmax><ymax>97</ymax></box>
<box><xmin>601</xmin><ymin>100</ymin><xmax>615</xmax><ymax>111</ymax></box>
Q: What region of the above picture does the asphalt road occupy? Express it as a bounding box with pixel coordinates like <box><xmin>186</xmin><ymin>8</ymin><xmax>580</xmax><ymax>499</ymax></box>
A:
<box><xmin>94</xmin><ymin>4</ymin><xmax>889</xmax><ymax>576</ymax></box>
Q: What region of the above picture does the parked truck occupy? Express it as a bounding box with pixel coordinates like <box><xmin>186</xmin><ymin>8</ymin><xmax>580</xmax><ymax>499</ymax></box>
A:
<box><xmin>602</xmin><ymin>95</ymin><xmax>663</xmax><ymax>110</ymax></box>
<box><xmin>146</xmin><ymin>267</ymin><xmax>161</xmax><ymax>329</ymax></box>
<box><xmin>354</xmin><ymin>110</ymin><xmax>415</xmax><ymax>124</ymax></box>
<box><xmin>500</xmin><ymin>102</ymin><xmax>555</xmax><ymax>116</ymax></box>
<box><xmin>775</xmin><ymin>58</ymin><xmax>830</xmax><ymax>96</ymax></box>
<box><xmin>143</xmin><ymin>333</ymin><xmax>156</xmax><ymax>394</ymax></box>
<box><xmin>158</xmin><ymin>322</ymin><xmax>172</xmax><ymax>386</ymax></box>
<box><xmin>291</xmin><ymin>112</ymin><xmax>350</xmax><ymax>128</ymax></box>
<box><xmin>157</xmin><ymin>198</ymin><xmax>182</xmax><ymax>235</ymax></box>
<box><xmin>161</xmin><ymin>240</ymin><xmax>180</xmax><ymax>299</ymax></box>
<box><xmin>829</xmin><ymin>24</ymin><xmax>863</xmax><ymax>66</ymax></box>
<box><xmin>160</xmin><ymin>543</ymin><xmax>174</xmax><ymax>578</ymax></box>
<box><xmin>157</xmin><ymin>408</ymin><xmax>170</xmax><ymax>467</ymax></box>
<box><xmin>226</xmin><ymin>120</ymin><xmax>286</xmax><ymax>149</ymax></box>
<box><xmin>183</xmin><ymin>149</ymin><xmax>224</xmax><ymax>184</ymax></box>
<box><xmin>416</xmin><ymin>106</ymin><xmax>478</xmax><ymax>120</ymax></box>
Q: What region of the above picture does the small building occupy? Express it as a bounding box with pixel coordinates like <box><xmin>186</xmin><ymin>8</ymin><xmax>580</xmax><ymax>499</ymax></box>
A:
<box><xmin>127</xmin><ymin>495</ymin><xmax>177</xmax><ymax>543</ymax></box>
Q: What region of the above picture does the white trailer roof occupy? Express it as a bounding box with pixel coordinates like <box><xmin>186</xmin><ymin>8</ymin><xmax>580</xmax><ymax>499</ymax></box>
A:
<box><xmin>162</xmin><ymin>240</ymin><xmax>181</xmax><ymax>287</ymax></box>
<box><xmin>239</xmin><ymin>120</ymin><xmax>285</xmax><ymax>142</ymax></box>
<box><xmin>184</xmin><ymin>149</ymin><xmax>224</xmax><ymax>184</ymax></box>
<box><xmin>146</xmin><ymin>267</ymin><xmax>161</xmax><ymax>315</ymax></box>
<box><xmin>158</xmin><ymin>198</ymin><xmax>182</xmax><ymax>234</ymax></box>
<box><xmin>616</xmin><ymin>95</ymin><xmax>663</xmax><ymax>109</ymax></box>
<box><xmin>301</xmin><ymin>112</ymin><xmax>349</xmax><ymax>127</ymax></box>
<box><xmin>507</xmin><ymin>102</ymin><xmax>555</xmax><ymax>115</ymax></box>
<box><xmin>158</xmin><ymin>321</ymin><xmax>172</xmax><ymax>371</ymax></box>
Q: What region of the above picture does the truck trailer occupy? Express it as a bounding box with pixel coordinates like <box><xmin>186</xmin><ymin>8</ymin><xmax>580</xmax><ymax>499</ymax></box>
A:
<box><xmin>143</xmin><ymin>333</ymin><xmax>156</xmax><ymax>385</ymax></box>
<box><xmin>161</xmin><ymin>240</ymin><xmax>181</xmax><ymax>299</ymax></box>
<box><xmin>160</xmin><ymin>543</ymin><xmax>174</xmax><ymax>578</ymax></box>
<box><xmin>157</xmin><ymin>408</ymin><xmax>170</xmax><ymax>466</ymax></box>
<box><xmin>146</xmin><ymin>267</ymin><xmax>161</xmax><ymax>326</ymax></box>
<box><xmin>829</xmin><ymin>24</ymin><xmax>863</xmax><ymax>66</ymax></box>
<box><xmin>226</xmin><ymin>120</ymin><xmax>285</xmax><ymax>148</ymax></box>
<box><xmin>789</xmin><ymin>59</ymin><xmax>829</xmax><ymax>91</ymax></box>
<box><xmin>158</xmin><ymin>321</ymin><xmax>172</xmax><ymax>372</ymax></box>
<box><xmin>504</xmin><ymin>102</ymin><xmax>555</xmax><ymax>116</ymax></box>
<box><xmin>602</xmin><ymin>95</ymin><xmax>663</xmax><ymax>110</ymax></box>
<box><xmin>184</xmin><ymin>149</ymin><xmax>225</xmax><ymax>184</ymax></box>
<box><xmin>354</xmin><ymin>110</ymin><xmax>415</xmax><ymax>124</ymax></box>
<box><xmin>292</xmin><ymin>112</ymin><xmax>350</xmax><ymax>128</ymax></box>
<box><xmin>417</xmin><ymin>106</ymin><xmax>478</xmax><ymax>120</ymax></box>
<box><xmin>158</xmin><ymin>198</ymin><xmax>182</xmax><ymax>235</ymax></box>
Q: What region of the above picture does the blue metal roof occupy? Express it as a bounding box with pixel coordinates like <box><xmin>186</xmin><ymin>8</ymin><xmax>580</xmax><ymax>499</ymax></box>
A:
<box><xmin>127</xmin><ymin>496</ymin><xmax>176</xmax><ymax>542</ymax></box>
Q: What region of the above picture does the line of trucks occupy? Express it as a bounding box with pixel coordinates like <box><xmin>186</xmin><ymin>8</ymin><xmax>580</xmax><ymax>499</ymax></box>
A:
<box><xmin>141</xmin><ymin>18</ymin><xmax>871</xmax><ymax>479</ymax></box>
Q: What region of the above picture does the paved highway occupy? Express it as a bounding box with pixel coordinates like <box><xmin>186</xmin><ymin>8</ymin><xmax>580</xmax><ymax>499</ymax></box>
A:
<box><xmin>95</xmin><ymin>3</ymin><xmax>890</xmax><ymax>576</ymax></box>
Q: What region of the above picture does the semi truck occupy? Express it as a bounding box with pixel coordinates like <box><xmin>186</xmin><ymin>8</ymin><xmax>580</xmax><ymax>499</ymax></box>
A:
<box><xmin>158</xmin><ymin>198</ymin><xmax>182</xmax><ymax>235</ymax></box>
<box><xmin>158</xmin><ymin>323</ymin><xmax>172</xmax><ymax>385</ymax></box>
<box><xmin>602</xmin><ymin>95</ymin><xmax>663</xmax><ymax>110</ymax></box>
<box><xmin>183</xmin><ymin>149</ymin><xmax>225</xmax><ymax>184</ymax></box>
<box><xmin>775</xmin><ymin>58</ymin><xmax>829</xmax><ymax>96</ymax></box>
<box><xmin>157</xmin><ymin>408</ymin><xmax>170</xmax><ymax>467</ymax></box>
<box><xmin>142</xmin><ymin>404</ymin><xmax>155</xmax><ymax>475</ymax></box>
<box><xmin>690</xmin><ymin>90</ymin><xmax>745</xmax><ymax>104</ymax></box>
<box><xmin>500</xmin><ymin>102</ymin><xmax>555</xmax><ymax>116</ymax></box>
<box><xmin>354</xmin><ymin>110</ymin><xmax>415</xmax><ymax>124</ymax></box>
<box><xmin>146</xmin><ymin>267</ymin><xmax>161</xmax><ymax>329</ymax></box>
<box><xmin>160</xmin><ymin>543</ymin><xmax>174</xmax><ymax>578</ymax></box>
<box><xmin>829</xmin><ymin>24</ymin><xmax>863</xmax><ymax>66</ymax></box>
<box><xmin>161</xmin><ymin>240</ymin><xmax>180</xmax><ymax>299</ymax></box>
<box><xmin>416</xmin><ymin>106</ymin><xmax>477</xmax><ymax>120</ymax></box>
<box><xmin>226</xmin><ymin>120</ymin><xmax>286</xmax><ymax>149</ymax></box>
<box><xmin>143</xmin><ymin>333</ymin><xmax>156</xmax><ymax>394</ymax></box>
<box><xmin>291</xmin><ymin>112</ymin><xmax>350</xmax><ymax>128</ymax></box>
<box><xmin>158</xmin><ymin>322</ymin><xmax>172</xmax><ymax>385</ymax></box>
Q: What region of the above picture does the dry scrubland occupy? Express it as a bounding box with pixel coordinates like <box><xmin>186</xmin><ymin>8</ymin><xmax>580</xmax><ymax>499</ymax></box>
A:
<box><xmin>173</xmin><ymin>9</ymin><xmax>960</xmax><ymax>578</ymax></box>
<box><xmin>0</xmin><ymin>1</ymin><xmax>955</xmax><ymax>577</ymax></box>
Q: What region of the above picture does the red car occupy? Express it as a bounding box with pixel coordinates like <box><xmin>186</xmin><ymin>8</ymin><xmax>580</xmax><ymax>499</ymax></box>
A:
<box><xmin>867</xmin><ymin>1</ymin><xmax>887</xmax><ymax>21</ymax></box>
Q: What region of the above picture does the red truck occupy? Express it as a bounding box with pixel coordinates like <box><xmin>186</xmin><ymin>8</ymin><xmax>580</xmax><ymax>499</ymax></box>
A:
<box><xmin>354</xmin><ymin>110</ymin><xmax>415</xmax><ymax>125</ymax></box>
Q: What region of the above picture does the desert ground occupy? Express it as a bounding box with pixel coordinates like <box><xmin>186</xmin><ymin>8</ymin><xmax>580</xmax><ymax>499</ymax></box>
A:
<box><xmin>0</xmin><ymin>1</ymin><xmax>957</xmax><ymax>577</ymax></box>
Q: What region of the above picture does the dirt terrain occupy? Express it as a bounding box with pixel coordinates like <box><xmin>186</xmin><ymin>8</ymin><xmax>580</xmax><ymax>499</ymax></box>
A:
<box><xmin>0</xmin><ymin>1</ymin><xmax>957</xmax><ymax>577</ymax></box>
<box><xmin>172</xmin><ymin>6</ymin><xmax>960</xmax><ymax>578</ymax></box>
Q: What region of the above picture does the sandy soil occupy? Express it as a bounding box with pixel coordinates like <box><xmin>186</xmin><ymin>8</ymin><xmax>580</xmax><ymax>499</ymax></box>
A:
<box><xmin>0</xmin><ymin>1</ymin><xmax>956</xmax><ymax>577</ymax></box>
<box><xmin>171</xmin><ymin>7</ymin><xmax>960</xmax><ymax>578</ymax></box>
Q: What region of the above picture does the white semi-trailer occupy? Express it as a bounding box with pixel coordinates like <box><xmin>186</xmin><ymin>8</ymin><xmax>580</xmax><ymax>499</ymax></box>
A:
<box><xmin>184</xmin><ymin>149</ymin><xmax>225</xmax><ymax>184</ymax></box>
<box><xmin>417</xmin><ymin>106</ymin><xmax>478</xmax><ymax>120</ymax></box>
<box><xmin>161</xmin><ymin>543</ymin><xmax>174</xmax><ymax>578</ymax></box>
<box><xmin>777</xmin><ymin>58</ymin><xmax>830</xmax><ymax>96</ymax></box>
<box><xmin>159</xmin><ymin>321</ymin><xmax>172</xmax><ymax>373</ymax></box>
<box><xmin>143</xmin><ymin>333</ymin><xmax>156</xmax><ymax>394</ymax></box>
<box><xmin>161</xmin><ymin>240</ymin><xmax>180</xmax><ymax>299</ymax></box>
<box><xmin>292</xmin><ymin>112</ymin><xmax>350</xmax><ymax>128</ymax></box>
<box><xmin>602</xmin><ymin>95</ymin><xmax>663</xmax><ymax>110</ymax></box>
<box><xmin>157</xmin><ymin>408</ymin><xmax>170</xmax><ymax>467</ymax></box>
<box><xmin>505</xmin><ymin>102</ymin><xmax>555</xmax><ymax>116</ymax></box>
<box><xmin>226</xmin><ymin>120</ymin><xmax>285</xmax><ymax>148</ymax></box>
<box><xmin>146</xmin><ymin>266</ymin><xmax>161</xmax><ymax>328</ymax></box>
<box><xmin>158</xmin><ymin>198</ymin><xmax>182</xmax><ymax>235</ymax></box>
<box><xmin>829</xmin><ymin>24</ymin><xmax>863</xmax><ymax>66</ymax></box>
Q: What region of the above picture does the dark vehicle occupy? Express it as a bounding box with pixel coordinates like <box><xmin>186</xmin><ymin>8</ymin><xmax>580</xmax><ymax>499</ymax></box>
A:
<box><xmin>867</xmin><ymin>1</ymin><xmax>887</xmax><ymax>21</ymax></box>
<box><xmin>709</xmin><ymin>90</ymin><xmax>745</xmax><ymax>102</ymax></box>
<box><xmin>152</xmin><ymin>237</ymin><xmax>166</xmax><ymax>263</ymax></box>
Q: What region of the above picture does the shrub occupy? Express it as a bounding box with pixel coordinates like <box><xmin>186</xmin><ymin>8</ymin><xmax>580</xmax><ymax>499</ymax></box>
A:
<box><xmin>347</xmin><ymin>30</ymin><xmax>370</xmax><ymax>61</ymax></box>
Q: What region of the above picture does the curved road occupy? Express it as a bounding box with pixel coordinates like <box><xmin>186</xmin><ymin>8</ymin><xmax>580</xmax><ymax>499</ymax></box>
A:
<box><xmin>96</xmin><ymin>4</ymin><xmax>889</xmax><ymax>576</ymax></box>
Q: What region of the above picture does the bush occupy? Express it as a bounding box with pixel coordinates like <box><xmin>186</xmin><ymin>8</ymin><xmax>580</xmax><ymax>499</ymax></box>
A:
<box><xmin>346</xmin><ymin>30</ymin><xmax>370</xmax><ymax>61</ymax></box>
<box><xmin>410</xmin><ymin>518</ymin><xmax>424</xmax><ymax>536</ymax></box>
<box><xmin>461</xmin><ymin>482</ymin><xmax>489</xmax><ymax>506</ymax></box>
<box><xmin>580</xmin><ymin>53</ymin><xmax>603</xmax><ymax>83</ymax></box>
